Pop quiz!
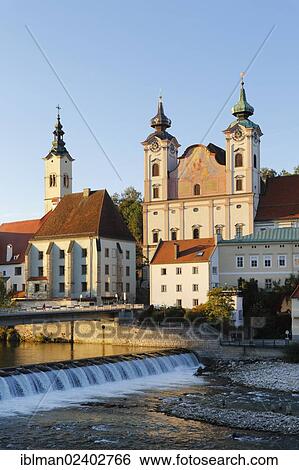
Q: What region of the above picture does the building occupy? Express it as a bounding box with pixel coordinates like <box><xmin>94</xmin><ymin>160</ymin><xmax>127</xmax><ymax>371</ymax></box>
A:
<box><xmin>0</xmin><ymin>110</ymin><xmax>137</xmax><ymax>304</ymax></box>
<box><xmin>143</xmin><ymin>79</ymin><xmax>262</xmax><ymax>262</ymax></box>
<box><xmin>0</xmin><ymin>218</ymin><xmax>47</xmax><ymax>295</ymax></box>
<box><xmin>291</xmin><ymin>285</ymin><xmax>299</xmax><ymax>341</ymax></box>
<box><xmin>150</xmin><ymin>238</ymin><xmax>219</xmax><ymax>308</ymax></box>
<box><xmin>26</xmin><ymin>189</ymin><xmax>136</xmax><ymax>303</ymax></box>
<box><xmin>218</xmin><ymin>228</ymin><xmax>299</xmax><ymax>289</ymax></box>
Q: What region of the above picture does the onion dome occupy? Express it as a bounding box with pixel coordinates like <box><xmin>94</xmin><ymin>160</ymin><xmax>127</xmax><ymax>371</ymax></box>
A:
<box><xmin>150</xmin><ymin>96</ymin><xmax>171</xmax><ymax>132</ymax></box>
<box><xmin>232</xmin><ymin>76</ymin><xmax>254</xmax><ymax>120</ymax></box>
<box><xmin>51</xmin><ymin>105</ymin><xmax>67</xmax><ymax>155</ymax></box>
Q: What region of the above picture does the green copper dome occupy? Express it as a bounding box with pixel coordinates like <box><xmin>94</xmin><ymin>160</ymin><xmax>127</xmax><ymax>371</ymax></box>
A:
<box><xmin>232</xmin><ymin>79</ymin><xmax>254</xmax><ymax>120</ymax></box>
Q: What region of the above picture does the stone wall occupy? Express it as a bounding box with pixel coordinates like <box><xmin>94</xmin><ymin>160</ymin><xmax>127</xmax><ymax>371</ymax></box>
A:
<box><xmin>14</xmin><ymin>320</ymin><xmax>285</xmax><ymax>358</ymax></box>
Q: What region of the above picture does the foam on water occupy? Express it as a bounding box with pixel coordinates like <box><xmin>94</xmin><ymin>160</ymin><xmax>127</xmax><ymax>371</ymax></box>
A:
<box><xmin>0</xmin><ymin>352</ymin><xmax>202</xmax><ymax>417</ymax></box>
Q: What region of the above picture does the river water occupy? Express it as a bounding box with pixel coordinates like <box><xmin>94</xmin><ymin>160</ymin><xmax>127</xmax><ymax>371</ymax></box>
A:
<box><xmin>0</xmin><ymin>343</ymin><xmax>298</xmax><ymax>450</ymax></box>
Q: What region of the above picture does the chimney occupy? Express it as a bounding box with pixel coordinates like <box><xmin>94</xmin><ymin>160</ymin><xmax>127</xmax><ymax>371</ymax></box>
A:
<box><xmin>83</xmin><ymin>188</ymin><xmax>91</xmax><ymax>198</ymax></box>
<box><xmin>6</xmin><ymin>244</ymin><xmax>13</xmax><ymax>262</ymax></box>
<box><xmin>174</xmin><ymin>242</ymin><xmax>179</xmax><ymax>259</ymax></box>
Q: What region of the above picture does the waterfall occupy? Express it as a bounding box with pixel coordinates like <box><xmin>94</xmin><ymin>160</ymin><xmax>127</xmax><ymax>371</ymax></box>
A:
<box><xmin>0</xmin><ymin>350</ymin><xmax>200</xmax><ymax>402</ymax></box>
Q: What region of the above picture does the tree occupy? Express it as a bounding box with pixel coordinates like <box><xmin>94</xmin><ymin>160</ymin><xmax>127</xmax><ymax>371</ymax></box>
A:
<box><xmin>279</xmin><ymin>169</ymin><xmax>292</xmax><ymax>176</ymax></box>
<box><xmin>205</xmin><ymin>287</ymin><xmax>235</xmax><ymax>321</ymax></box>
<box><xmin>260</xmin><ymin>167</ymin><xmax>277</xmax><ymax>181</ymax></box>
<box><xmin>112</xmin><ymin>186</ymin><xmax>143</xmax><ymax>244</ymax></box>
<box><xmin>293</xmin><ymin>165</ymin><xmax>299</xmax><ymax>175</ymax></box>
<box><xmin>0</xmin><ymin>278</ymin><xmax>12</xmax><ymax>308</ymax></box>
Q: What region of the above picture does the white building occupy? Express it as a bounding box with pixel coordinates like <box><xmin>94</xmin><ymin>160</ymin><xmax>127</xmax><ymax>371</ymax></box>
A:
<box><xmin>150</xmin><ymin>238</ymin><xmax>219</xmax><ymax>308</ymax></box>
<box><xmin>291</xmin><ymin>286</ymin><xmax>299</xmax><ymax>341</ymax></box>
<box><xmin>0</xmin><ymin>218</ymin><xmax>45</xmax><ymax>295</ymax></box>
<box><xmin>26</xmin><ymin>189</ymin><xmax>136</xmax><ymax>303</ymax></box>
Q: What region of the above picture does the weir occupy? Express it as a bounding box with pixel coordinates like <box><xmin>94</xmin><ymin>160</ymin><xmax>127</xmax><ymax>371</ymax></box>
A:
<box><xmin>0</xmin><ymin>349</ymin><xmax>200</xmax><ymax>401</ymax></box>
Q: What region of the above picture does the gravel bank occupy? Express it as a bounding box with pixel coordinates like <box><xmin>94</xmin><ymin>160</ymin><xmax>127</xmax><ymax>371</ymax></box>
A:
<box><xmin>219</xmin><ymin>361</ymin><xmax>299</xmax><ymax>393</ymax></box>
<box><xmin>161</xmin><ymin>399</ymin><xmax>299</xmax><ymax>435</ymax></box>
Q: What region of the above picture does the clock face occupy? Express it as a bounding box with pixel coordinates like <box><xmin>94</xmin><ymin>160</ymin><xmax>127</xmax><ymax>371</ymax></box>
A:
<box><xmin>150</xmin><ymin>140</ymin><xmax>160</xmax><ymax>152</ymax></box>
<box><xmin>233</xmin><ymin>128</ymin><xmax>244</xmax><ymax>141</ymax></box>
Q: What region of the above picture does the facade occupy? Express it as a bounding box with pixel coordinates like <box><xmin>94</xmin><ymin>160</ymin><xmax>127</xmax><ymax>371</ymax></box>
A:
<box><xmin>150</xmin><ymin>238</ymin><xmax>219</xmax><ymax>308</ymax></box>
<box><xmin>218</xmin><ymin>228</ymin><xmax>299</xmax><ymax>289</ymax></box>
<box><xmin>143</xmin><ymin>81</ymin><xmax>262</xmax><ymax>262</ymax></box>
<box><xmin>291</xmin><ymin>285</ymin><xmax>299</xmax><ymax>340</ymax></box>
<box><xmin>26</xmin><ymin>189</ymin><xmax>136</xmax><ymax>303</ymax></box>
<box><xmin>0</xmin><ymin>218</ymin><xmax>46</xmax><ymax>294</ymax></box>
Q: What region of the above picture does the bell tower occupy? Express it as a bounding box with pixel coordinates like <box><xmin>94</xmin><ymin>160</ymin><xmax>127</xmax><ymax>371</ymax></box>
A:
<box><xmin>142</xmin><ymin>97</ymin><xmax>180</xmax><ymax>262</ymax></box>
<box><xmin>43</xmin><ymin>106</ymin><xmax>74</xmax><ymax>213</ymax></box>
<box><xmin>224</xmin><ymin>75</ymin><xmax>263</xmax><ymax>214</ymax></box>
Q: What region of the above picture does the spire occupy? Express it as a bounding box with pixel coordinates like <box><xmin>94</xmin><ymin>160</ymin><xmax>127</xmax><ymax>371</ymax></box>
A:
<box><xmin>232</xmin><ymin>73</ymin><xmax>254</xmax><ymax>120</ymax></box>
<box><xmin>150</xmin><ymin>95</ymin><xmax>171</xmax><ymax>132</ymax></box>
<box><xmin>51</xmin><ymin>105</ymin><xmax>67</xmax><ymax>155</ymax></box>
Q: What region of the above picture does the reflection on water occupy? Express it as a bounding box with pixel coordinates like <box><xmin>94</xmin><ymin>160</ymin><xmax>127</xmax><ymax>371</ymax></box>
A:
<box><xmin>0</xmin><ymin>343</ymin><xmax>158</xmax><ymax>368</ymax></box>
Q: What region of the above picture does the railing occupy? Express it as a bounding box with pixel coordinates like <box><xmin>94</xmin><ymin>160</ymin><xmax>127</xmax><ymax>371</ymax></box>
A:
<box><xmin>220</xmin><ymin>338</ymin><xmax>290</xmax><ymax>348</ymax></box>
<box><xmin>0</xmin><ymin>304</ymin><xmax>144</xmax><ymax>314</ymax></box>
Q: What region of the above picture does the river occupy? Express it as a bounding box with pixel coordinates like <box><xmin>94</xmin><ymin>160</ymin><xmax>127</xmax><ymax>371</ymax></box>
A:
<box><xmin>0</xmin><ymin>343</ymin><xmax>298</xmax><ymax>450</ymax></box>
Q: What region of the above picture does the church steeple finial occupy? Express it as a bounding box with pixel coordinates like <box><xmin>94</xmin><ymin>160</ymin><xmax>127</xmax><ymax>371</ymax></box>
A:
<box><xmin>150</xmin><ymin>95</ymin><xmax>171</xmax><ymax>132</ymax></box>
<box><xmin>232</xmin><ymin>73</ymin><xmax>254</xmax><ymax>120</ymax></box>
<box><xmin>51</xmin><ymin>105</ymin><xmax>67</xmax><ymax>154</ymax></box>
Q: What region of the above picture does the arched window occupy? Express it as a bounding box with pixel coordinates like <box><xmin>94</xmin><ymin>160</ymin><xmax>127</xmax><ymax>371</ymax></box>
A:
<box><xmin>63</xmin><ymin>174</ymin><xmax>69</xmax><ymax>188</ymax></box>
<box><xmin>152</xmin><ymin>231</ymin><xmax>159</xmax><ymax>243</ymax></box>
<box><xmin>153</xmin><ymin>186</ymin><xmax>159</xmax><ymax>199</ymax></box>
<box><xmin>215</xmin><ymin>225</ymin><xmax>223</xmax><ymax>236</ymax></box>
<box><xmin>193</xmin><ymin>227</ymin><xmax>199</xmax><ymax>239</ymax></box>
<box><xmin>49</xmin><ymin>174</ymin><xmax>57</xmax><ymax>187</ymax></box>
<box><xmin>171</xmin><ymin>229</ymin><xmax>177</xmax><ymax>241</ymax></box>
<box><xmin>193</xmin><ymin>184</ymin><xmax>201</xmax><ymax>196</ymax></box>
<box><xmin>254</xmin><ymin>154</ymin><xmax>257</xmax><ymax>168</ymax></box>
<box><xmin>236</xmin><ymin>178</ymin><xmax>243</xmax><ymax>191</ymax></box>
<box><xmin>235</xmin><ymin>153</ymin><xmax>243</xmax><ymax>167</ymax></box>
<box><xmin>152</xmin><ymin>163</ymin><xmax>159</xmax><ymax>177</ymax></box>
<box><xmin>235</xmin><ymin>224</ymin><xmax>243</xmax><ymax>238</ymax></box>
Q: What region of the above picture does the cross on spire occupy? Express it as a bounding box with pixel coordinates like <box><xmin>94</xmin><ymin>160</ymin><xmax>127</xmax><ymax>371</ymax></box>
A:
<box><xmin>56</xmin><ymin>104</ymin><xmax>61</xmax><ymax>118</ymax></box>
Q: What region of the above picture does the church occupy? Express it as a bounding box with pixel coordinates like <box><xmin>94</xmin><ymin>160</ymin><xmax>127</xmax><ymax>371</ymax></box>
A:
<box><xmin>142</xmin><ymin>78</ymin><xmax>299</xmax><ymax>263</ymax></box>
<box><xmin>0</xmin><ymin>111</ymin><xmax>136</xmax><ymax>304</ymax></box>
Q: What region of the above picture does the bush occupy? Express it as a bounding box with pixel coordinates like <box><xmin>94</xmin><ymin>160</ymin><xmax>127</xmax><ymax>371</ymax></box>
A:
<box><xmin>283</xmin><ymin>342</ymin><xmax>299</xmax><ymax>363</ymax></box>
<box><xmin>6</xmin><ymin>328</ymin><xmax>21</xmax><ymax>344</ymax></box>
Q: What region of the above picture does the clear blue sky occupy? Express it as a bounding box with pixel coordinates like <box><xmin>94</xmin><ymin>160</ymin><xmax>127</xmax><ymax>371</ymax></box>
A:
<box><xmin>1</xmin><ymin>0</ymin><xmax>299</xmax><ymax>222</ymax></box>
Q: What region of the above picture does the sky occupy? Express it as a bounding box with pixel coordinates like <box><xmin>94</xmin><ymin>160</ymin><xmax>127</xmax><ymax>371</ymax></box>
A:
<box><xmin>1</xmin><ymin>0</ymin><xmax>299</xmax><ymax>222</ymax></box>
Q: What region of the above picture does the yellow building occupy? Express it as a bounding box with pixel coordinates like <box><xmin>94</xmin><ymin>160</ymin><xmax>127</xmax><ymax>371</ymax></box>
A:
<box><xmin>143</xmin><ymin>79</ymin><xmax>262</xmax><ymax>262</ymax></box>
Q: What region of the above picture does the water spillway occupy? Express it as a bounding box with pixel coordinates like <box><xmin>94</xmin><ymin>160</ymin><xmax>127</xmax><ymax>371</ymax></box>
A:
<box><xmin>0</xmin><ymin>349</ymin><xmax>200</xmax><ymax>402</ymax></box>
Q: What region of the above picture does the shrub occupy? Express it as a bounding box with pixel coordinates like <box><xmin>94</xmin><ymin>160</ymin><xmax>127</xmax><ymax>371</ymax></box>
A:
<box><xmin>6</xmin><ymin>328</ymin><xmax>21</xmax><ymax>344</ymax></box>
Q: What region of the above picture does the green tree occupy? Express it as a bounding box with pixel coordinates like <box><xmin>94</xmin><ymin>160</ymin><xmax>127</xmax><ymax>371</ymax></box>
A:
<box><xmin>260</xmin><ymin>167</ymin><xmax>277</xmax><ymax>181</ymax></box>
<box><xmin>205</xmin><ymin>287</ymin><xmax>234</xmax><ymax>321</ymax></box>
<box><xmin>279</xmin><ymin>169</ymin><xmax>292</xmax><ymax>176</ymax></box>
<box><xmin>112</xmin><ymin>186</ymin><xmax>143</xmax><ymax>243</ymax></box>
<box><xmin>0</xmin><ymin>278</ymin><xmax>12</xmax><ymax>308</ymax></box>
<box><xmin>293</xmin><ymin>165</ymin><xmax>299</xmax><ymax>175</ymax></box>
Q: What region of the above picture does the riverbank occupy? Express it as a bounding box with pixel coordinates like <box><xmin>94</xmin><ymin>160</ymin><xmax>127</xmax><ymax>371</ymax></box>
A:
<box><xmin>160</xmin><ymin>359</ymin><xmax>299</xmax><ymax>435</ymax></box>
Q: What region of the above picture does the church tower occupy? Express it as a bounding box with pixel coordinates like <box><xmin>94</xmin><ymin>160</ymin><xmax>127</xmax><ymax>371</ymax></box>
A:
<box><xmin>43</xmin><ymin>107</ymin><xmax>74</xmax><ymax>213</ymax></box>
<box><xmin>142</xmin><ymin>97</ymin><xmax>180</xmax><ymax>261</ymax></box>
<box><xmin>224</xmin><ymin>75</ymin><xmax>263</xmax><ymax>216</ymax></box>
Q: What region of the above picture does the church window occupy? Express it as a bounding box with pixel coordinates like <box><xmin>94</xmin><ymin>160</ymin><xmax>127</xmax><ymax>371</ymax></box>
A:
<box><xmin>193</xmin><ymin>208</ymin><xmax>199</xmax><ymax>212</ymax></box>
<box><xmin>153</xmin><ymin>231</ymin><xmax>159</xmax><ymax>243</ymax></box>
<box><xmin>235</xmin><ymin>153</ymin><xmax>243</xmax><ymax>167</ymax></box>
<box><xmin>193</xmin><ymin>184</ymin><xmax>201</xmax><ymax>196</ymax></box>
<box><xmin>193</xmin><ymin>227</ymin><xmax>200</xmax><ymax>239</ymax></box>
<box><xmin>49</xmin><ymin>174</ymin><xmax>57</xmax><ymax>187</ymax></box>
<box><xmin>235</xmin><ymin>224</ymin><xmax>243</xmax><ymax>238</ymax></box>
<box><xmin>63</xmin><ymin>174</ymin><xmax>69</xmax><ymax>188</ymax></box>
<box><xmin>171</xmin><ymin>229</ymin><xmax>177</xmax><ymax>240</ymax></box>
<box><xmin>254</xmin><ymin>154</ymin><xmax>257</xmax><ymax>168</ymax></box>
<box><xmin>215</xmin><ymin>225</ymin><xmax>223</xmax><ymax>236</ymax></box>
<box><xmin>236</xmin><ymin>204</ymin><xmax>242</xmax><ymax>209</ymax></box>
<box><xmin>153</xmin><ymin>211</ymin><xmax>158</xmax><ymax>215</ymax></box>
<box><xmin>153</xmin><ymin>186</ymin><xmax>159</xmax><ymax>199</ymax></box>
<box><xmin>236</xmin><ymin>178</ymin><xmax>243</xmax><ymax>191</ymax></box>
<box><xmin>152</xmin><ymin>163</ymin><xmax>159</xmax><ymax>177</ymax></box>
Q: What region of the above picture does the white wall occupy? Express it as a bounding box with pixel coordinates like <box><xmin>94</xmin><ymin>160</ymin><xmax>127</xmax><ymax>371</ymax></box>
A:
<box><xmin>0</xmin><ymin>263</ymin><xmax>25</xmax><ymax>292</ymax></box>
<box><xmin>291</xmin><ymin>298</ymin><xmax>299</xmax><ymax>340</ymax></box>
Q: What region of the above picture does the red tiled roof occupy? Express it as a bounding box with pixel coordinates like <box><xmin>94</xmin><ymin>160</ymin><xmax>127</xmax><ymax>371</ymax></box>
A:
<box><xmin>0</xmin><ymin>215</ymin><xmax>49</xmax><ymax>265</ymax></box>
<box><xmin>151</xmin><ymin>238</ymin><xmax>215</xmax><ymax>265</ymax></box>
<box><xmin>33</xmin><ymin>190</ymin><xmax>135</xmax><ymax>242</ymax></box>
<box><xmin>291</xmin><ymin>285</ymin><xmax>299</xmax><ymax>299</ymax></box>
<box><xmin>256</xmin><ymin>175</ymin><xmax>299</xmax><ymax>221</ymax></box>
